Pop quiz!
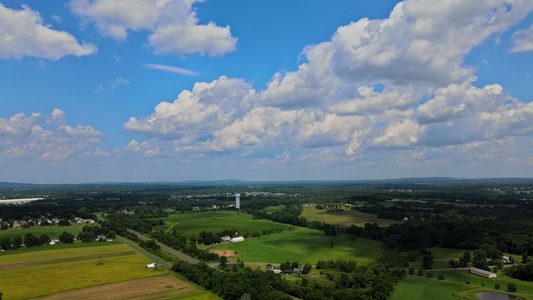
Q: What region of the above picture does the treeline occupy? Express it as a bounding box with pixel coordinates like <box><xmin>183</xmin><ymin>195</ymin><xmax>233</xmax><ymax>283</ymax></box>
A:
<box><xmin>173</xmin><ymin>260</ymin><xmax>405</xmax><ymax>300</ymax></box>
<box><xmin>504</xmin><ymin>262</ymin><xmax>533</xmax><ymax>281</ymax></box>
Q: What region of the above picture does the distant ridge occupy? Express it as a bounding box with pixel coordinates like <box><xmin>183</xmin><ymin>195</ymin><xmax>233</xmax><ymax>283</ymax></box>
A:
<box><xmin>1</xmin><ymin>177</ymin><xmax>533</xmax><ymax>186</ymax></box>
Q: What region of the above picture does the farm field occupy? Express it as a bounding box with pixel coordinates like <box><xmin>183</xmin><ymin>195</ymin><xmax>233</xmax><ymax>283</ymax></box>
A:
<box><xmin>0</xmin><ymin>242</ymin><xmax>171</xmax><ymax>299</ymax></box>
<box><xmin>34</xmin><ymin>274</ymin><xmax>220</xmax><ymax>300</ymax></box>
<box><xmin>433</xmin><ymin>270</ymin><xmax>533</xmax><ymax>297</ymax></box>
<box><xmin>390</xmin><ymin>276</ymin><xmax>473</xmax><ymax>300</ymax></box>
<box><xmin>0</xmin><ymin>226</ymin><xmax>77</xmax><ymax>240</ymax></box>
<box><xmin>164</xmin><ymin>212</ymin><xmax>292</xmax><ymax>237</ymax></box>
<box><xmin>212</xmin><ymin>226</ymin><xmax>397</xmax><ymax>265</ymax></box>
<box><xmin>300</xmin><ymin>205</ymin><xmax>401</xmax><ymax>227</ymax></box>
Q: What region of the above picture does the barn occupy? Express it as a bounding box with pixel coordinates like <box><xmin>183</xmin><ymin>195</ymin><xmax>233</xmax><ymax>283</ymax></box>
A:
<box><xmin>469</xmin><ymin>268</ymin><xmax>497</xmax><ymax>278</ymax></box>
<box><xmin>230</xmin><ymin>237</ymin><xmax>244</xmax><ymax>243</ymax></box>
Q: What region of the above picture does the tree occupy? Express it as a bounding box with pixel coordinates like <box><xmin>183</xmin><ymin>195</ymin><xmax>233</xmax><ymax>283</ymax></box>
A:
<box><xmin>507</xmin><ymin>283</ymin><xmax>517</xmax><ymax>292</ymax></box>
<box><xmin>219</xmin><ymin>256</ymin><xmax>228</xmax><ymax>268</ymax></box>
<box><xmin>494</xmin><ymin>259</ymin><xmax>504</xmax><ymax>269</ymax></box>
<box><xmin>463</xmin><ymin>251</ymin><xmax>472</xmax><ymax>262</ymax></box>
<box><xmin>106</xmin><ymin>230</ymin><xmax>116</xmax><ymax>239</ymax></box>
<box><xmin>58</xmin><ymin>219</ymin><xmax>70</xmax><ymax>226</ymax></box>
<box><xmin>302</xmin><ymin>263</ymin><xmax>312</xmax><ymax>275</ymax></box>
<box><xmin>495</xmin><ymin>283</ymin><xmax>500</xmax><ymax>290</ymax></box>
<box><xmin>12</xmin><ymin>236</ymin><xmax>22</xmax><ymax>249</ymax></box>
<box><xmin>421</xmin><ymin>251</ymin><xmax>433</xmax><ymax>270</ymax></box>
<box><xmin>39</xmin><ymin>234</ymin><xmax>50</xmax><ymax>245</ymax></box>
<box><xmin>24</xmin><ymin>233</ymin><xmax>41</xmax><ymax>247</ymax></box>
<box><xmin>0</xmin><ymin>237</ymin><xmax>11</xmax><ymax>250</ymax></box>
<box><xmin>59</xmin><ymin>231</ymin><xmax>74</xmax><ymax>244</ymax></box>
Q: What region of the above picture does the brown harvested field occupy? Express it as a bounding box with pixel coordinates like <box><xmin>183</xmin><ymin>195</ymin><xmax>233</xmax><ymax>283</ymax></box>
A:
<box><xmin>0</xmin><ymin>251</ymin><xmax>135</xmax><ymax>270</ymax></box>
<box><xmin>36</xmin><ymin>275</ymin><xmax>199</xmax><ymax>300</ymax></box>
<box><xmin>209</xmin><ymin>248</ymin><xmax>236</xmax><ymax>257</ymax></box>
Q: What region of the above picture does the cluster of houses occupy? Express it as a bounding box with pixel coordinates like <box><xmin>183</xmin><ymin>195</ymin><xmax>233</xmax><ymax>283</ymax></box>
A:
<box><xmin>1</xmin><ymin>217</ymin><xmax>61</xmax><ymax>229</ymax></box>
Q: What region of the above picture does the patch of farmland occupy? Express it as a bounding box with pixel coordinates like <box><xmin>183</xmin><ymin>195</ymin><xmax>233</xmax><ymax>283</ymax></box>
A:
<box><xmin>164</xmin><ymin>212</ymin><xmax>292</xmax><ymax>237</ymax></box>
<box><xmin>34</xmin><ymin>274</ymin><xmax>212</xmax><ymax>300</ymax></box>
<box><xmin>301</xmin><ymin>205</ymin><xmax>401</xmax><ymax>227</ymax></box>
<box><xmin>215</xmin><ymin>226</ymin><xmax>390</xmax><ymax>265</ymax></box>
<box><xmin>0</xmin><ymin>243</ymin><xmax>169</xmax><ymax>299</ymax></box>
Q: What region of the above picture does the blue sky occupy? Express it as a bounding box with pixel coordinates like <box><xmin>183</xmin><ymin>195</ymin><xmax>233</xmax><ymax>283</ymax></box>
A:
<box><xmin>1</xmin><ymin>0</ymin><xmax>533</xmax><ymax>183</ymax></box>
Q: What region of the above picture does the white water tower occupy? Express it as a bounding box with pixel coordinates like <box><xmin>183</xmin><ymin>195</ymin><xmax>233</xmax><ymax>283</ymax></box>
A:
<box><xmin>235</xmin><ymin>193</ymin><xmax>240</xmax><ymax>209</ymax></box>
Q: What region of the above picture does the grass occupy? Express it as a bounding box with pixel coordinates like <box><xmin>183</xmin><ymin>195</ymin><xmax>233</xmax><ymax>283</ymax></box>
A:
<box><xmin>163</xmin><ymin>212</ymin><xmax>292</xmax><ymax>238</ymax></box>
<box><xmin>213</xmin><ymin>226</ymin><xmax>394</xmax><ymax>266</ymax></box>
<box><xmin>0</xmin><ymin>242</ymin><xmax>170</xmax><ymax>299</ymax></box>
<box><xmin>0</xmin><ymin>226</ymin><xmax>77</xmax><ymax>240</ymax></box>
<box><xmin>432</xmin><ymin>271</ymin><xmax>533</xmax><ymax>296</ymax></box>
<box><xmin>0</xmin><ymin>242</ymin><xmax>130</xmax><ymax>265</ymax></box>
<box><xmin>263</xmin><ymin>205</ymin><xmax>285</xmax><ymax>214</ymax></box>
<box><xmin>390</xmin><ymin>276</ymin><xmax>474</xmax><ymax>300</ymax></box>
<box><xmin>33</xmin><ymin>274</ymin><xmax>220</xmax><ymax>300</ymax></box>
<box><xmin>300</xmin><ymin>205</ymin><xmax>401</xmax><ymax>227</ymax></box>
<box><xmin>393</xmin><ymin>272</ymin><xmax>533</xmax><ymax>300</ymax></box>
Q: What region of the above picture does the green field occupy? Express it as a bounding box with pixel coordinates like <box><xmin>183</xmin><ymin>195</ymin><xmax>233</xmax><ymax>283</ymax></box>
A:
<box><xmin>392</xmin><ymin>272</ymin><xmax>533</xmax><ymax>300</ymax></box>
<box><xmin>390</xmin><ymin>276</ymin><xmax>473</xmax><ymax>300</ymax></box>
<box><xmin>163</xmin><ymin>212</ymin><xmax>293</xmax><ymax>237</ymax></box>
<box><xmin>0</xmin><ymin>226</ymin><xmax>77</xmax><ymax>240</ymax></box>
<box><xmin>300</xmin><ymin>205</ymin><xmax>401</xmax><ymax>227</ymax></box>
<box><xmin>213</xmin><ymin>226</ymin><xmax>397</xmax><ymax>266</ymax></box>
<box><xmin>0</xmin><ymin>242</ymin><xmax>170</xmax><ymax>299</ymax></box>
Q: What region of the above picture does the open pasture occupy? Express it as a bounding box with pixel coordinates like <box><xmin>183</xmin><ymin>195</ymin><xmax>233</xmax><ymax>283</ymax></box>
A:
<box><xmin>34</xmin><ymin>274</ymin><xmax>219</xmax><ymax>300</ymax></box>
<box><xmin>390</xmin><ymin>276</ymin><xmax>473</xmax><ymax>300</ymax></box>
<box><xmin>300</xmin><ymin>205</ymin><xmax>401</xmax><ymax>227</ymax></box>
<box><xmin>0</xmin><ymin>242</ymin><xmax>170</xmax><ymax>299</ymax></box>
<box><xmin>213</xmin><ymin>226</ymin><xmax>395</xmax><ymax>265</ymax></box>
<box><xmin>164</xmin><ymin>212</ymin><xmax>292</xmax><ymax>237</ymax></box>
<box><xmin>433</xmin><ymin>271</ymin><xmax>533</xmax><ymax>296</ymax></box>
<box><xmin>0</xmin><ymin>226</ymin><xmax>77</xmax><ymax>240</ymax></box>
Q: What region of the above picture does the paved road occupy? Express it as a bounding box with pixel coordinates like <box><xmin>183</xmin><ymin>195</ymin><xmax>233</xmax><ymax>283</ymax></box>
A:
<box><xmin>116</xmin><ymin>237</ymin><xmax>172</xmax><ymax>269</ymax></box>
<box><xmin>70</xmin><ymin>222</ymin><xmax>171</xmax><ymax>269</ymax></box>
<box><xmin>127</xmin><ymin>230</ymin><xmax>199</xmax><ymax>264</ymax></box>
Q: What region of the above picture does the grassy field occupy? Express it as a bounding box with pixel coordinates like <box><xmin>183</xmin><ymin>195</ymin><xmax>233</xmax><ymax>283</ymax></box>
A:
<box><xmin>0</xmin><ymin>226</ymin><xmax>77</xmax><ymax>240</ymax></box>
<box><xmin>0</xmin><ymin>242</ymin><xmax>171</xmax><ymax>299</ymax></box>
<box><xmin>212</xmin><ymin>226</ymin><xmax>397</xmax><ymax>266</ymax></box>
<box><xmin>34</xmin><ymin>274</ymin><xmax>220</xmax><ymax>300</ymax></box>
<box><xmin>392</xmin><ymin>272</ymin><xmax>533</xmax><ymax>300</ymax></box>
<box><xmin>163</xmin><ymin>212</ymin><xmax>292</xmax><ymax>238</ymax></box>
<box><xmin>390</xmin><ymin>276</ymin><xmax>474</xmax><ymax>300</ymax></box>
<box><xmin>300</xmin><ymin>205</ymin><xmax>401</xmax><ymax>227</ymax></box>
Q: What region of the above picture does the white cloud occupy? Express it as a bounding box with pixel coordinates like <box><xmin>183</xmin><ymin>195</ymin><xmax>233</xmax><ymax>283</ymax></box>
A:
<box><xmin>112</xmin><ymin>78</ymin><xmax>129</xmax><ymax>89</ymax></box>
<box><xmin>510</xmin><ymin>24</ymin><xmax>533</xmax><ymax>53</ymax></box>
<box><xmin>144</xmin><ymin>63</ymin><xmax>198</xmax><ymax>75</ymax></box>
<box><xmin>416</xmin><ymin>80</ymin><xmax>509</xmax><ymax>124</ymax></box>
<box><xmin>120</xmin><ymin>0</ymin><xmax>533</xmax><ymax>171</ymax></box>
<box><xmin>0</xmin><ymin>109</ymin><xmax>103</xmax><ymax>163</ymax></box>
<box><xmin>330</xmin><ymin>0</ymin><xmax>533</xmax><ymax>86</ymax></box>
<box><xmin>0</xmin><ymin>3</ymin><xmax>97</xmax><ymax>60</ymax></box>
<box><xmin>70</xmin><ymin>0</ymin><xmax>237</xmax><ymax>57</ymax></box>
<box><xmin>124</xmin><ymin>76</ymin><xmax>254</xmax><ymax>137</ymax></box>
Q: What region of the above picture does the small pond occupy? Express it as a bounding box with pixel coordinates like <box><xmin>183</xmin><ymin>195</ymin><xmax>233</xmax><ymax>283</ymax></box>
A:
<box><xmin>475</xmin><ymin>292</ymin><xmax>524</xmax><ymax>300</ymax></box>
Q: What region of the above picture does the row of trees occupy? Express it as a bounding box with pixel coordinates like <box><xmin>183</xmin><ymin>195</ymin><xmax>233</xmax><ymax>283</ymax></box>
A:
<box><xmin>173</xmin><ymin>259</ymin><xmax>406</xmax><ymax>300</ymax></box>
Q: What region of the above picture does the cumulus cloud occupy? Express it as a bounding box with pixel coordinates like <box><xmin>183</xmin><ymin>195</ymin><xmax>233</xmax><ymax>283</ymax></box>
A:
<box><xmin>0</xmin><ymin>109</ymin><xmax>103</xmax><ymax>163</ymax></box>
<box><xmin>0</xmin><ymin>3</ymin><xmax>97</xmax><ymax>60</ymax></box>
<box><xmin>121</xmin><ymin>0</ymin><xmax>533</xmax><ymax>170</ymax></box>
<box><xmin>124</xmin><ymin>76</ymin><xmax>254</xmax><ymax>138</ymax></box>
<box><xmin>510</xmin><ymin>24</ymin><xmax>533</xmax><ymax>53</ymax></box>
<box><xmin>330</xmin><ymin>0</ymin><xmax>533</xmax><ymax>86</ymax></box>
<box><xmin>70</xmin><ymin>0</ymin><xmax>237</xmax><ymax>56</ymax></box>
